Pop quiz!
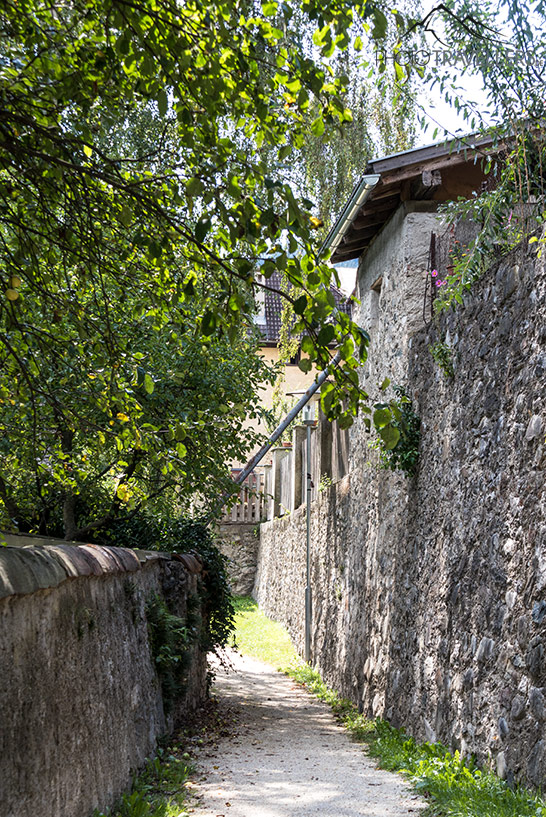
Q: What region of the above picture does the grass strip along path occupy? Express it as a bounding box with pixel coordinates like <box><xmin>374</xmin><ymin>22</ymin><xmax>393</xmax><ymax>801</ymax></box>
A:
<box><xmin>95</xmin><ymin>596</ymin><xmax>546</xmax><ymax>817</ymax></box>
<box><xmin>193</xmin><ymin>626</ymin><xmax>424</xmax><ymax>815</ymax></box>
<box><xmin>231</xmin><ymin>596</ymin><xmax>546</xmax><ymax>817</ymax></box>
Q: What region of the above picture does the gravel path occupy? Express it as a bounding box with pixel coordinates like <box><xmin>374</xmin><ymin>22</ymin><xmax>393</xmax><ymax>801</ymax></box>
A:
<box><xmin>189</xmin><ymin>650</ymin><xmax>425</xmax><ymax>817</ymax></box>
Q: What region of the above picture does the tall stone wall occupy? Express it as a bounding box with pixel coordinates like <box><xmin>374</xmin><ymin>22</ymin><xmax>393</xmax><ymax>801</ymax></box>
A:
<box><xmin>0</xmin><ymin>538</ymin><xmax>208</xmax><ymax>817</ymax></box>
<box><xmin>216</xmin><ymin>521</ymin><xmax>259</xmax><ymax>596</ymax></box>
<box><xmin>255</xmin><ymin>235</ymin><xmax>546</xmax><ymax>787</ymax></box>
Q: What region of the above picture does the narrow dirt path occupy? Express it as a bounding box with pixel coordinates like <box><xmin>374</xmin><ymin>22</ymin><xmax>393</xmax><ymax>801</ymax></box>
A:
<box><xmin>189</xmin><ymin>650</ymin><xmax>425</xmax><ymax>817</ymax></box>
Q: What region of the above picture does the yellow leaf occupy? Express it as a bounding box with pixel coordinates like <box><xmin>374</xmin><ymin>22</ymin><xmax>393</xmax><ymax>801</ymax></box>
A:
<box><xmin>116</xmin><ymin>412</ymin><xmax>130</xmax><ymax>422</ymax></box>
<box><xmin>83</xmin><ymin>144</ymin><xmax>92</xmax><ymax>158</ymax></box>
<box><xmin>309</xmin><ymin>216</ymin><xmax>324</xmax><ymax>229</ymax></box>
<box><xmin>116</xmin><ymin>484</ymin><xmax>133</xmax><ymax>502</ymax></box>
<box><xmin>5</xmin><ymin>288</ymin><xmax>19</xmax><ymax>301</ymax></box>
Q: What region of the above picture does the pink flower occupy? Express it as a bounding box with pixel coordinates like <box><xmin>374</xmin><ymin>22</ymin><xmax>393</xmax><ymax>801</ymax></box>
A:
<box><xmin>431</xmin><ymin>269</ymin><xmax>438</xmax><ymax>277</ymax></box>
<box><xmin>435</xmin><ymin>280</ymin><xmax>447</xmax><ymax>287</ymax></box>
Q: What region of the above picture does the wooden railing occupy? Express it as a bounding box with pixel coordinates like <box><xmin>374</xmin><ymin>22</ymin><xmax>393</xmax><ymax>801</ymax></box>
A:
<box><xmin>221</xmin><ymin>471</ymin><xmax>266</xmax><ymax>523</ymax></box>
<box><xmin>221</xmin><ymin>416</ymin><xmax>349</xmax><ymax>525</ymax></box>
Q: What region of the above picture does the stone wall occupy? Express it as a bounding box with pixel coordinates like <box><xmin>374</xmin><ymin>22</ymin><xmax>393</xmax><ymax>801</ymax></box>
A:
<box><xmin>216</xmin><ymin>522</ymin><xmax>259</xmax><ymax>596</ymax></box>
<box><xmin>0</xmin><ymin>537</ymin><xmax>208</xmax><ymax>817</ymax></box>
<box><xmin>255</xmin><ymin>227</ymin><xmax>546</xmax><ymax>787</ymax></box>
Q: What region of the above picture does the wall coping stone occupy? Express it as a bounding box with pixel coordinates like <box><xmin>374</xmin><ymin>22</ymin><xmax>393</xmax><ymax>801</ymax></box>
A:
<box><xmin>0</xmin><ymin>532</ymin><xmax>203</xmax><ymax>599</ymax></box>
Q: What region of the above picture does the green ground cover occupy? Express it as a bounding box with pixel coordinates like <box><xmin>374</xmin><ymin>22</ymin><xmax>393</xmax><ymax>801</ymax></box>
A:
<box><xmin>94</xmin><ymin>748</ymin><xmax>192</xmax><ymax>817</ymax></box>
<box><xmin>233</xmin><ymin>596</ymin><xmax>546</xmax><ymax>817</ymax></box>
<box><xmin>230</xmin><ymin>595</ymin><xmax>304</xmax><ymax>670</ymax></box>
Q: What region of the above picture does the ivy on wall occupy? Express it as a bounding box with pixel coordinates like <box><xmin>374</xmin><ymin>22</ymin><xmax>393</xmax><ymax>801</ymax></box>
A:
<box><xmin>371</xmin><ymin>383</ymin><xmax>421</xmax><ymax>477</ymax></box>
<box><xmin>100</xmin><ymin>514</ymin><xmax>234</xmax><ymax>654</ymax></box>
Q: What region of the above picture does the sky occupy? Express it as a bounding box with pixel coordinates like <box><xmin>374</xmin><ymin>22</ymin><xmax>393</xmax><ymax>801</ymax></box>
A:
<box><xmin>333</xmin><ymin>3</ymin><xmax>494</xmax><ymax>293</ymax></box>
<box><xmin>412</xmin><ymin>3</ymin><xmax>492</xmax><ymax>146</ymax></box>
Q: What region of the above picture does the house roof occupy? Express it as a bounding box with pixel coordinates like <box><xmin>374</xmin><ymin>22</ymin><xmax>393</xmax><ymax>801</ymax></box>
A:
<box><xmin>259</xmin><ymin>270</ymin><xmax>352</xmax><ymax>346</ymax></box>
<box><xmin>327</xmin><ymin>133</ymin><xmax>498</xmax><ymax>263</ymax></box>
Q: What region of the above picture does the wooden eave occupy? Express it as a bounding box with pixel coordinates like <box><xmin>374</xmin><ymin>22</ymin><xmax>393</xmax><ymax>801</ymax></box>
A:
<box><xmin>330</xmin><ymin>135</ymin><xmax>499</xmax><ymax>264</ymax></box>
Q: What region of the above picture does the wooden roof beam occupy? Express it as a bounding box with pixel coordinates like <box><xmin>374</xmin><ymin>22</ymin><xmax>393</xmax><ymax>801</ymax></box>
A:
<box><xmin>341</xmin><ymin>224</ymin><xmax>387</xmax><ymax>246</ymax></box>
<box><xmin>351</xmin><ymin>209</ymin><xmax>399</xmax><ymax>232</ymax></box>
<box><xmin>371</xmin><ymin>153</ymin><xmax>470</xmax><ymax>188</ymax></box>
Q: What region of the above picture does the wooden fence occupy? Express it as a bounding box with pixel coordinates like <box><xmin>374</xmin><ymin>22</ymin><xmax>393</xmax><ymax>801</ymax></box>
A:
<box><xmin>221</xmin><ymin>415</ymin><xmax>349</xmax><ymax>524</ymax></box>
<box><xmin>221</xmin><ymin>471</ymin><xmax>266</xmax><ymax>523</ymax></box>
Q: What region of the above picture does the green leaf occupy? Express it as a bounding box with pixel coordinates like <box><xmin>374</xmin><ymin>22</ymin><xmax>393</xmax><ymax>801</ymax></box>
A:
<box><xmin>311</xmin><ymin>117</ymin><xmax>325</xmax><ymax>137</ymax></box>
<box><xmin>317</xmin><ymin>325</ymin><xmax>335</xmax><ymax>346</ymax></box>
<box><xmin>320</xmin><ymin>382</ymin><xmax>336</xmax><ymax>416</ymax></box>
<box><xmin>144</xmin><ymin>374</ymin><xmax>154</xmax><ymax>394</ymax></box>
<box><xmin>186</xmin><ymin>177</ymin><xmax>204</xmax><ymax>197</ymax></box>
<box><xmin>372</xmin><ymin>9</ymin><xmax>388</xmax><ymax>39</ymax></box>
<box><xmin>373</xmin><ymin>407</ymin><xmax>391</xmax><ymax>428</ymax></box>
<box><xmin>119</xmin><ymin>205</ymin><xmax>132</xmax><ymax>227</ymax></box>
<box><xmin>394</xmin><ymin>61</ymin><xmax>406</xmax><ymax>82</ymax></box>
<box><xmin>338</xmin><ymin>414</ymin><xmax>354</xmax><ymax>430</ymax></box>
<box><xmin>157</xmin><ymin>88</ymin><xmax>168</xmax><ymax>117</ymax></box>
<box><xmin>262</xmin><ymin>1</ymin><xmax>278</xmax><ymax>16</ymax></box>
<box><xmin>201</xmin><ymin>310</ymin><xmax>217</xmax><ymax>336</ymax></box>
<box><xmin>294</xmin><ymin>295</ymin><xmax>307</xmax><ymax>315</ymax></box>
<box><xmin>298</xmin><ymin>358</ymin><xmax>312</xmax><ymax>373</ymax></box>
<box><xmin>379</xmin><ymin>425</ymin><xmax>400</xmax><ymax>450</ymax></box>
<box><xmin>195</xmin><ymin>217</ymin><xmax>211</xmax><ymax>243</ymax></box>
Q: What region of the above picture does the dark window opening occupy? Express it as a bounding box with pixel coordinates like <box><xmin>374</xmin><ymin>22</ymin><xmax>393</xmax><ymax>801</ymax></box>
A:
<box><xmin>287</xmin><ymin>348</ymin><xmax>301</xmax><ymax>366</ymax></box>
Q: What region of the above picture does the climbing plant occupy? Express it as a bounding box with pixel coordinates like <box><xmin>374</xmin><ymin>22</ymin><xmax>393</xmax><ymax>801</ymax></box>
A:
<box><xmin>417</xmin><ymin>1</ymin><xmax>546</xmax><ymax>313</ymax></box>
<box><xmin>145</xmin><ymin>593</ymin><xmax>195</xmax><ymax>713</ymax></box>
<box><xmin>370</xmin><ymin>382</ymin><xmax>421</xmax><ymax>477</ymax></box>
<box><xmin>429</xmin><ymin>340</ymin><xmax>455</xmax><ymax>379</ymax></box>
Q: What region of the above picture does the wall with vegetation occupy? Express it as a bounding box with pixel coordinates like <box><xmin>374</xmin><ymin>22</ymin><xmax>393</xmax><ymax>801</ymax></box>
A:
<box><xmin>0</xmin><ymin>538</ymin><xmax>207</xmax><ymax>817</ymax></box>
<box><xmin>255</xmin><ymin>230</ymin><xmax>546</xmax><ymax>788</ymax></box>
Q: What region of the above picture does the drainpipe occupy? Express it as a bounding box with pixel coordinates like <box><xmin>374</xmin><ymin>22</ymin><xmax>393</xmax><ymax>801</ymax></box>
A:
<box><xmin>303</xmin><ymin>404</ymin><xmax>314</xmax><ymax>664</ymax></box>
<box><xmin>233</xmin><ymin>350</ymin><xmax>341</xmax><ymax>488</ymax></box>
<box><xmin>207</xmin><ymin>351</ymin><xmax>340</xmax><ymax>522</ymax></box>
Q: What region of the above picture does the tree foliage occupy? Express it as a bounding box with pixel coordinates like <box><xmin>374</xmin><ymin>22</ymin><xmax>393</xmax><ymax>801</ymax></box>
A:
<box><xmin>1</xmin><ymin>0</ymin><xmax>421</xmax><ymax>536</ymax></box>
<box><xmin>416</xmin><ymin>0</ymin><xmax>546</xmax><ymax>309</ymax></box>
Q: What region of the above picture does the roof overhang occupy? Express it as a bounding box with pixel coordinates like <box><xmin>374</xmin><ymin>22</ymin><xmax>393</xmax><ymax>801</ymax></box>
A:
<box><xmin>328</xmin><ymin>134</ymin><xmax>499</xmax><ymax>264</ymax></box>
<box><xmin>321</xmin><ymin>174</ymin><xmax>380</xmax><ymax>256</ymax></box>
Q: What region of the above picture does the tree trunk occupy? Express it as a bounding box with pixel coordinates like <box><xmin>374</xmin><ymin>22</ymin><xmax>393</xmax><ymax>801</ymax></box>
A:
<box><xmin>63</xmin><ymin>493</ymin><xmax>78</xmax><ymax>541</ymax></box>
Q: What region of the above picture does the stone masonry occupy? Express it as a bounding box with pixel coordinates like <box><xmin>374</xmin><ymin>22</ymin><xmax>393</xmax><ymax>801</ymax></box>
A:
<box><xmin>255</xmin><ymin>209</ymin><xmax>546</xmax><ymax>788</ymax></box>
<box><xmin>0</xmin><ymin>538</ymin><xmax>208</xmax><ymax>817</ymax></box>
<box><xmin>216</xmin><ymin>521</ymin><xmax>260</xmax><ymax>596</ymax></box>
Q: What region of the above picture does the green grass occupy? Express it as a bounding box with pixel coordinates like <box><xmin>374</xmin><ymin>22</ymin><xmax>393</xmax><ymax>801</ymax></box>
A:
<box><xmin>230</xmin><ymin>595</ymin><xmax>303</xmax><ymax>670</ymax></box>
<box><xmin>233</xmin><ymin>599</ymin><xmax>546</xmax><ymax>817</ymax></box>
<box><xmin>93</xmin><ymin>747</ymin><xmax>193</xmax><ymax>817</ymax></box>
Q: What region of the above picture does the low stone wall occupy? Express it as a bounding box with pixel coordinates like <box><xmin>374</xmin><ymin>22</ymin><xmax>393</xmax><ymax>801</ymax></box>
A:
<box><xmin>216</xmin><ymin>522</ymin><xmax>259</xmax><ymax>596</ymax></box>
<box><xmin>255</xmin><ymin>244</ymin><xmax>546</xmax><ymax>787</ymax></box>
<box><xmin>0</xmin><ymin>536</ymin><xmax>208</xmax><ymax>817</ymax></box>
